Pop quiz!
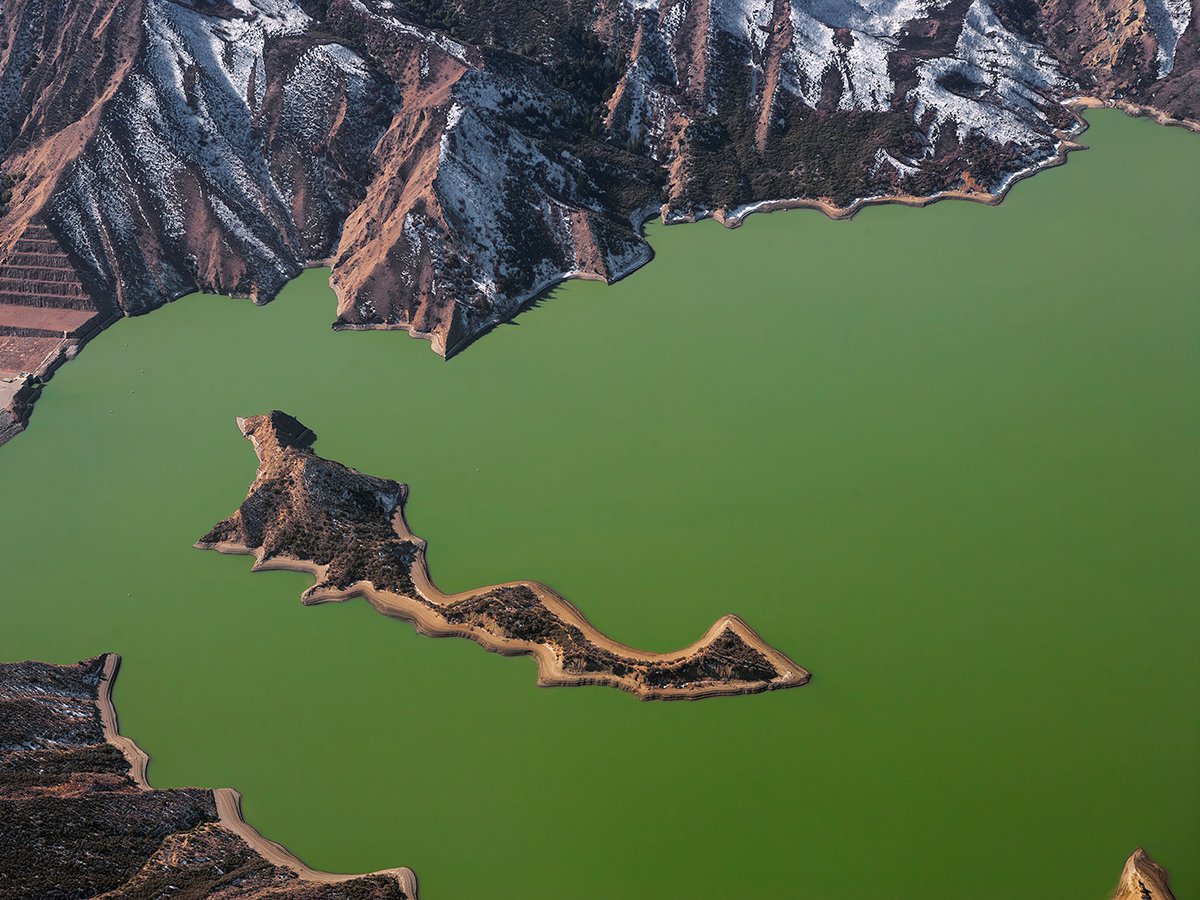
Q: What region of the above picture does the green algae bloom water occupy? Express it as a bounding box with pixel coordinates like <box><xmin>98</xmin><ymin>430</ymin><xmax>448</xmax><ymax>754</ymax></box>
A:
<box><xmin>1</xmin><ymin>110</ymin><xmax>1197</xmax><ymax>898</ymax></box>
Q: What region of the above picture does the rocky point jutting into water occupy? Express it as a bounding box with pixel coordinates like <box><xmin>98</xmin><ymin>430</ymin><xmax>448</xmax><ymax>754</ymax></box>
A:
<box><xmin>196</xmin><ymin>411</ymin><xmax>810</xmax><ymax>699</ymax></box>
<box><xmin>0</xmin><ymin>654</ymin><xmax>417</xmax><ymax>899</ymax></box>
<box><xmin>0</xmin><ymin>0</ymin><xmax>1197</xmax><ymax>442</ymax></box>
<box><xmin>1109</xmin><ymin>849</ymin><xmax>1178</xmax><ymax>900</ymax></box>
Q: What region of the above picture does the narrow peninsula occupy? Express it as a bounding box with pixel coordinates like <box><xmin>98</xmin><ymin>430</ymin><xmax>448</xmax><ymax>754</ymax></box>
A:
<box><xmin>196</xmin><ymin>411</ymin><xmax>810</xmax><ymax>700</ymax></box>
<box><xmin>0</xmin><ymin>654</ymin><xmax>417</xmax><ymax>899</ymax></box>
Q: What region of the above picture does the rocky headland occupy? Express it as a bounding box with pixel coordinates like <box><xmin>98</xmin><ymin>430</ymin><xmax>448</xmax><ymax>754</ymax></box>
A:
<box><xmin>1</xmin><ymin>0</ymin><xmax>1198</xmax><ymax>441</ymax></box>
<box><xmin>196</xmin><ymin>411</ymin><xmax>810</xmax><ymax>700</ymax></box>
<box><xmin>1110</xmin><ymin>848</ymin><xmax>1177</xmax><ymax>900</ymax></box>
<box><xmin>0</xmin><ymin>653</ymin><xmax>417</xmax><ymax>899</ymax></box>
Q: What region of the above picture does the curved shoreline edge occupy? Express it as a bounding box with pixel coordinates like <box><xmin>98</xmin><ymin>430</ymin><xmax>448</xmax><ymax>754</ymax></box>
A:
<box><xmin>2</xmin><ymin>99</ymin><xmax>1193</xmax><ymax>448</ymax></box>
<box><xmin>97</xmin><ymin>653</ymin><xmax>420</xmax><ymax>896</ymax></box>
<box><xmin>209</xmin><ymin>537</ymin><xmax>810</xmax><ymax>700</ymax></box>
<box><xmin>704</xmin><ymin>98</ymin><xmax>1200</xmax><ymax>228</ymax></box>
<box><xmin>196</xmin><ymin>412</ymin><xmax>810</xmax><ymax>700</ymax></box>
<box><xmin>396</xmin><ymin>97</ymin><xmax>1200</xmax><ymax>359</ymax></box>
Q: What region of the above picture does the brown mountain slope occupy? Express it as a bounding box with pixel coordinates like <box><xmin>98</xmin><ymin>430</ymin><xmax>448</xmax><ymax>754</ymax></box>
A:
<box><xmin>0</xmin><ymin>654</ymin><xmax>416</xmax><ymax>898</ymax></box>
<box><xmin>0</xmin><ymin>0</ymin><xmax>1196</xmax><ymax>442</ymax></box>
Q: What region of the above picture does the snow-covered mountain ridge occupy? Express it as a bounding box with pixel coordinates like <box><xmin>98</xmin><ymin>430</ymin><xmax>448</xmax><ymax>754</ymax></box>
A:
<box><xmin>0</xmin><ymin>0</ymin><xmax>1195</xmax><ymax>439</ymax></box>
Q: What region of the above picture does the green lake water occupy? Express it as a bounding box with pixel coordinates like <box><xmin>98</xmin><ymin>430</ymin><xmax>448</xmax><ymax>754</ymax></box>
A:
<box><xmin>1</xmin><ymin>109</ymin><xmax>1197</xmax><ymax>898</ymax></box>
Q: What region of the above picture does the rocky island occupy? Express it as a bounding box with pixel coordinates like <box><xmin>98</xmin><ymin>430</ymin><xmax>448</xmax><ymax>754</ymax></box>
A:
<box><xmin>0</xmin><ymin>654</ymin><xmax>417</xmax><ymax>899</ymax></box>
<box><xmin>196</xmin><ymin>411</ymin><xmax>810</xmax><ymax>700</ymax></box>
<box><xmin>1</xmin><ymin>0</ymin><xmax>1198</xmax><ymax>442</ymax></box>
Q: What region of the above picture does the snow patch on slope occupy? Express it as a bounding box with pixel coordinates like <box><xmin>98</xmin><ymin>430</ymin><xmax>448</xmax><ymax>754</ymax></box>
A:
<box><xmin>774</xmin><ymin>0</ymin><xmax>948</xmax><ymax>110</ymax></box>
<box><xmin>910</xmin><ymin>0</ymin><xmax>1069</xmax><ymax>145</ymax></box>
<box><xmin>422</xmin><ymin>69</ymin><xmax>647</xmax><ymax>333</ymax></box>
<box><xmin>712</xmin><ymin>0</ymin><xmax>773</xmax><ymax>55</ymax></box>
<box><xmin>435</xmin><ymin>75</ymin><xmax>575</xmax><ymax>294</ymax></box>
<box><xmin>1145</xmin><ymin>0</ymin><xmax>1192</xmax><ymax>75</ymax></box>
<box><xmin>281</xmin><ymin>43</ymin><xmax>372</xmax><ymax>145</ymax></box>
<box><xmin>49</xmin><ymin>0</ymin><xmax>316</xmax><ymax>308</ymax></box>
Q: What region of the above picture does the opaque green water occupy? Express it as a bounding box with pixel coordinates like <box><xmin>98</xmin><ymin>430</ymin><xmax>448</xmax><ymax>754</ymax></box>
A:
<box><xmin>1</xmin><ymin>110</ymin><xmax>1197</xmax><ymax>898</ymax></box>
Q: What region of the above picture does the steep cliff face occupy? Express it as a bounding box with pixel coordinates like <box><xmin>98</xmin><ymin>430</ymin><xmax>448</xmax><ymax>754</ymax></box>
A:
<box><xmin>0</xmin><ymin>0</ymin><xmax>1195</xmax><ymax>441</ymax></box>
<box><xmin>46</xmin><ymin>0</ymin><xmax>379</xmax><ymax>314</ymax></box>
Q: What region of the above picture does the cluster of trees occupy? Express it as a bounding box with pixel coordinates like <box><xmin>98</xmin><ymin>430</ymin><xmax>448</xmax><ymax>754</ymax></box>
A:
<box><xmin>1</xmin><ymin>744</ymin><xmax>130</xmax><ymax>789</ymax></box>
<box><xmin>0</xmin><ymin>173</ymin><xmax>14</xmax><ymax>214</ymax></box>
<box><xmin>545</xmin><ymin>24</ymin><xmax>626</xmax><ymax>137</ymax></box>
<box><xmin>642</xmin><ymin>630</ymin><xmax>777</xmax><ymax>689</ymax></box>
<box><xmin>397</xmin><ymin>0</ymin><xmax>462</xmax><ymax>36</ymax></box>
<box><xmin>0</xmin><ymin>791</ymin><xmax>216</xmax><ymax>897</ymax></box>
<box><xmin>680</xmin><ymin>92</ymin><xmax>921</xmax><ymax>210</ymax></box>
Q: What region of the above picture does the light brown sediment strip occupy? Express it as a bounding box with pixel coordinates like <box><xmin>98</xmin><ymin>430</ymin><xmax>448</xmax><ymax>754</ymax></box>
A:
<box><xmin>97</xmin><ymin>654</ymin><xmax>151</xmax><ymax>788</ymax></box>
<box><xmin>205</xmin><ymin>530</ymin><xmax>810</xmax><ymax>701</ymax></box>
<box><xmin>710</xmin><ymin>147</ymin><xmax>1070</xmax><ymax>227</ymax></box>
<box><xmin>1069</xmin><ymin>96</ymin><xmax>1200</xmax><ymax>133</ymax></box>
<box><xmin>211</xmin><ymin>788</ymin><xmax>418</xmax><ymax>894</ymax></box>
<box><xmin>96</xmin><ymin>653</ymin><xmax>419</xmax><ymax>896</ymax></box>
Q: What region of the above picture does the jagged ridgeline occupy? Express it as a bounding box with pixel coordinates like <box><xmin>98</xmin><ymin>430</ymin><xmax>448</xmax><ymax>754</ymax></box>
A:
<box><xmin>0</xmin><ymin>0</ymin><xmax>1196</xmax><ymax>433</ymax></box>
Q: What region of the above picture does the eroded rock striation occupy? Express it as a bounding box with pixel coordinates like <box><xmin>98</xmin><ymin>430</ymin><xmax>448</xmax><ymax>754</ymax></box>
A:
<box><xmin>1</xmin><ymin>0</ymin><xmax>1197</xmax><ymax>440</ymax></box>
<box><xmin>196</xmin><ymin>411</ymin><xmax>810</xmax><ymax>699</ymax></box>
<box><xmin>0</xmin><ymin>654</ymin><xmax>417</xmax><ymax>899</ymax></box>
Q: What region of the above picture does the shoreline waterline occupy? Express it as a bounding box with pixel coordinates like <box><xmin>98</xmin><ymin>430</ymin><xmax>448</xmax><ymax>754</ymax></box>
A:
<box><xmin>0</xmin><ymin>109</ymin><xmax>1195</xmax><ymax>899</ymax></box>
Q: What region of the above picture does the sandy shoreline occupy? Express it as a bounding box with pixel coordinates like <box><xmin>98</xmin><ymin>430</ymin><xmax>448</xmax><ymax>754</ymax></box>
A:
<box><xmin>206</xmin><ymin>524</ymin><xmax>810</xmax><ymax>700</ymax></box>
<box><xmin>97</xmin><ymin>654</ymin><xmax>420</xmax><ymax>896</ymax></box>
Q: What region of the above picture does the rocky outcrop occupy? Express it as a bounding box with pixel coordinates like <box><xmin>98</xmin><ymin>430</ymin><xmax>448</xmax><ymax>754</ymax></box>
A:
<box><xmin>0</xmin><ymin>654</ymin><xmax>416</xmax><ymax>898</ymax></box>
<box><xmin>1110</xmin><ymin>848</ymin><xmax>1177</xmax><ymax>900</ymax></box>
<box><xmin>0</xmin><ymin>373</ymin><xmax>35</xmax><ymax>444</ymax></box>
<box><xmin>197</xmin><ymin>411</ymin><xmax>811</xmax><ymax>699</ymax></box>
<box><xmin>0</xmin><ymin>0</ymin><xmax>1195</xmax><ymax>442</ymax></box>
